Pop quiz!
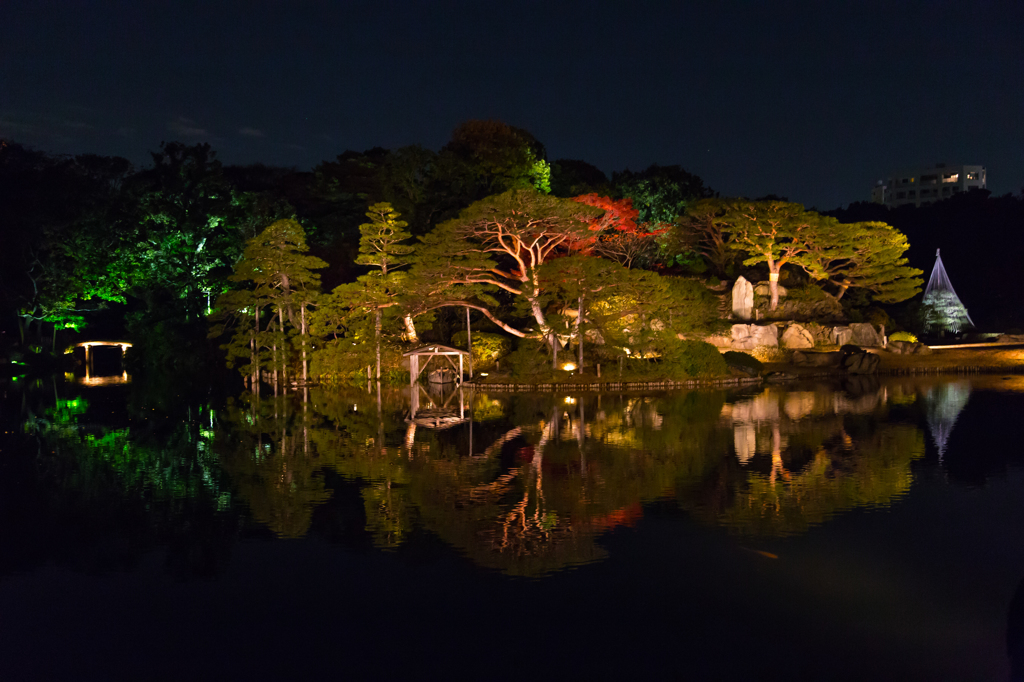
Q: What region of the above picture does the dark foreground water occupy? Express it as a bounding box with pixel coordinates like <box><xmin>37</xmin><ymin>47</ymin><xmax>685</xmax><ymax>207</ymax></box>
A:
<box><xmin>3</xmin><ymin>372</ymin><xmax>1024</xmax><ymax>680</ymax></box>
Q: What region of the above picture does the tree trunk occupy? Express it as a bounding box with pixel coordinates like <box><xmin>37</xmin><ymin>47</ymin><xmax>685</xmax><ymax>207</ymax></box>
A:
<box><xmin>278</xmin><ymin>305</ymin><xmax>287</xmax><ymax>388</ymax></box>
<box><xmin>769</xmin><ymin>270</ymin><xmax>780</xmax><ymax>311</ymax></box>
<box><xmin>577</xmin><ymin>294</ymin><xmax>584</xmax><ymax>372</ymax></box>
<box><xmin>375</xmin><ymin>308</ymin><xmax>382</xmax><ymax>381</ymax></box>
<box><xmin>465</xmin><ymin>307</ymin><xmax>473</xmax><ymax>379</ymax></box>
<box><xmin>835</xmin><ymin>280</ymin><xmax>850</xmax><ymax>300</ymax></box>
<box><xmin>300</xmin><ymin>305</ymin><xmax>309</xmax><ymax>383</ymax></box>
<box><xmin>403</xmin><ymin>314</ymin><xmax>419</xmax><ymax>344</ymax></box>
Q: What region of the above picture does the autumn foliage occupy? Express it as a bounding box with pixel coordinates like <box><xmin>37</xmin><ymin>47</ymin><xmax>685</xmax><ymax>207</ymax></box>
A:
<box><xmin>570</xmin><ymin>194</ymin><xmax>667</xmax><ymax>267</ymax></box>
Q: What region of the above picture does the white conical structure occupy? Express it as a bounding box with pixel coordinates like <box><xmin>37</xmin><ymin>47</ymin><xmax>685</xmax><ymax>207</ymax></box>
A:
<box><xmin>921</xmin><ymin>249</ymin><xmax>974</xmax><ymax>334</ymax></box>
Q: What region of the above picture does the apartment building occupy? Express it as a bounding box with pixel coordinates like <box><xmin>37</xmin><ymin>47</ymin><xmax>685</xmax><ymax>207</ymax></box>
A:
<box><xmin>871</xmin><ymin>163</ymin><xmax>986</xmax><ymax>208</ymax></box>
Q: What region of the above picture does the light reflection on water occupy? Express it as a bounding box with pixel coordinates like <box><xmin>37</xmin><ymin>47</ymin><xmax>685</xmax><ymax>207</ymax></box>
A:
<box><xmin>12</xmin><ymin>373</ymin><xmax>1004</xmax><ymax>577</ymax></box>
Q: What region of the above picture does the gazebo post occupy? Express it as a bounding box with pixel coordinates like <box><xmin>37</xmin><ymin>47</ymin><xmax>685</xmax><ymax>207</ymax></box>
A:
<box><xmin>410</xmin><ymin>354</ymin><xmax>418</xmax><ymax>387</ymax></box>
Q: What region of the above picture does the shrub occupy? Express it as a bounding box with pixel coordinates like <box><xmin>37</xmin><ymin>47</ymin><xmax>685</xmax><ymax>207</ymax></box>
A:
<box><xmin>450</xmin><ymin>331</ymin><xmax>512</xmax><ymax>370</ymax></box>
<box><xmin>723</xmin><ymin>351</ymin><xmax>764</xmax><ymax>373</ymax></box>
<box><xmin>751</xmin><ymin>345</ymin><xmax>788</xmax><ymax>363</ymax></box>
<box><xmin>504</xmin><ymin>342</ymin><xmax>558</xmax><ymax>380</ymax></box>
<box><xmin>671</xmin><ymin>340</ymin><xmax>728</xmax><ymax>377</ymax></box>
<box><xmin>888</xmin><ymin>331</ymin><xmax>918</xmax><ymax>343</ymax></box>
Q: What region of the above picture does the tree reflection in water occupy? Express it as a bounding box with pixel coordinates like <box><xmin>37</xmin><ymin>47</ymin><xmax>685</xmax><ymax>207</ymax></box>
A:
<box><xmin>9</xmin><ymin>376</ymin><xmax>953</xmax><ymax>577</ymax></box>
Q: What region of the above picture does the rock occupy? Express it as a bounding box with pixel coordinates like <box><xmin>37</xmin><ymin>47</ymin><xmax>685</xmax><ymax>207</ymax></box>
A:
<box><xmin>753</xmin><ymin>283</ymin><xmax>788</xmax><ymax>297</ymax></box>
<box><xmin>849</xmin><ymin>323</ymin><xmax>883</xmax><ymax>347</ymax></box>
<box><xmin>997</xmin><ymin>334</ymin><xmax>1024</xmax><ymax>343</ymax></box>
<box><xmin>730</xmin><ymin>324</ymin><xmax>779</xmax><ymax>350</ymax></box>
<box><xmin>887</xmin><ymin>340</ymin><xmax>932</xmax><ymax>355</ymax></box>
<box><xmin>781</xmin><ymin>323</ymin><xmax>815</xmax><ymax>349</ymax></box>
<box><xmin>764</xmin><ymin>371</ymin><xmax>796</xmax><ymax>383</ymax></box>
<box><xmin>831</xmin><ymin>326</ymin><xmax>854</xmax><ymax>346</ymax></box>
<box><xmin>887</xmin><ymin>340</ymin><xmax>909</xmax><ymax>354</ymax></box>
<box><xmin>704</xmin><ymin>333</ymin><xmax>733</xmax><ymax>349</ymax></box>
<box><xmin>843</xmin><ymin>351</ymin><xmax>880</xmax><ymax>374</ymax></box>
<box><xmin>792</xmin><ymin>350</ymin><xmax>841</xmax><ymax>367</ymax></box>
<box><xmin>732</xmin><ymin>276</ymin><xmax>754</xmax><ymax>321</ymax></box>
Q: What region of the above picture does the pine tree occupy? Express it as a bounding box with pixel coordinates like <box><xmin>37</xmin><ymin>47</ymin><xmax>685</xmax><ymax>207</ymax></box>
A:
<box><xmin>800</xmin><ymin>221</ymin><xmax>922</xmax><ymax>303</ymax></box>
<box><xmin>209</xmin><ymin>219</ymin><xmax>325</xmax><ymax>389</ymax></box>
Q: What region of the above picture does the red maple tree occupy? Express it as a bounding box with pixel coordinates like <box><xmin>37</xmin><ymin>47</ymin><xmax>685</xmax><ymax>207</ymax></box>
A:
<box><xmin>569</xmin><ymin>194</ymin><xmax>666</xmax><ymax>267</ymax></box>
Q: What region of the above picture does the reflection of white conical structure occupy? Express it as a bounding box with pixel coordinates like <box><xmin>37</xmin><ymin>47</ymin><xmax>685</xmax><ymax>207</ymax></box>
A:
<box><xmin>923</xmin><ymin>381</ymin><xmax>971</xmax><ymax>461</ymax></box>
<box><xmin>922</xmin><ymin>249</ymin><xmax>974</xmax><ymax>334</ymax></box>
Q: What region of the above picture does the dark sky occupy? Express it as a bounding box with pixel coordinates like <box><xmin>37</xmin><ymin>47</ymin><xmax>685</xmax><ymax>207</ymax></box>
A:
<box><xmin>2</xmin><ymin>0</ymin><xmax>1021</xmax><ymax>209</ymax></box>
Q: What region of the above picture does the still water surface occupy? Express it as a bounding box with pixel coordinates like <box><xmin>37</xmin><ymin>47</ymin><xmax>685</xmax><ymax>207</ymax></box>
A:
<box><xmin>3</xmin><ymin>373</ymin><xmax>1024</xmax><ymax>679</ymax></box>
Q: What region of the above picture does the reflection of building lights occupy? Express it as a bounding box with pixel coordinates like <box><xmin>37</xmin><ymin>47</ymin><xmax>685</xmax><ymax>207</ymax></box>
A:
<box><xmin>564</xmin><ymin>396</ymin><xmax>576</xmax><ymax>405</ymax></box>
<box><xmin>561</xmin><ymin>362</ymin><xmax>576</xmax><ymax>371</ymax></box>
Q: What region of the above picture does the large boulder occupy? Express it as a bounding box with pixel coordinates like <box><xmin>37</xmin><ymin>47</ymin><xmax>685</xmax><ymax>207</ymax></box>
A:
<box><xmin>704</xmin><ymin>333</ymin><xmax>733</xmax><ymax>349</ymax></box>
<box><xmin>731</xmin><ymin>276</ymin><xmax>754</xmax><ymax>321</ymax></box>
<box><xmin>781</xmin><ymin>323</ymin><xmax>815</xmax><ymax>349</ymax></box>
<box><xmin>831</xmin><ymin>326</ymin><xmax>854</xmax><ymax>346</ymax></box>
<box><xmin>730</xmin><ymin>324</ymin><xmax>778</xmax><ymax>350</ymax></box>
<box><xmin>997</xmin><ymin>334</ymin><xmax>1024</xmax><ymax>343</ymax></box>
<box><xmin>888</xmin><ymin>340</ymin><xmax>933</xmax><ymax>355</ymax></box>
<box><xmin>843</xmin><ymin>350</ymin><xmax>880</xmax><ymax>374</ymax></box>
<box><xmin>849</xmin><ymin>323</ymin><xmax>883</xmax><ymax>347</ymax></box>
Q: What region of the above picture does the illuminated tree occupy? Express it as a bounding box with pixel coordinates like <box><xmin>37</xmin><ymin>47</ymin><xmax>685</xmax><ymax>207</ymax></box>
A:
<box><xmin>311</xmin><ymin>203</ymin><xmax>417</xmax><ymax>381</ymax></box>
<box><xmin>134</xmin><ymin>142</ymin><xmax>241</xmax><ymax>321</ymax></box>
<box><xmin>411</xmin><ymin>189</ymin><xmax>601</xmax><ymax>356</ymax></box>
<box><xmin>568</xmin><ymin>194</ymin><xmax>664</xmax><ymax>268</ymax></box>
<box><xmin>210</xmin><ymin>219</ymin><xmax>325</xmax><ymax>387</ymax></box>
<box><xmin>353</xmin><ymin>203</ymin><xmax>415</xmax><ymax>379</ymax></box>
<box><xmin>719</xmin><ymin>200</ymin><xmax>831</xmax><ymax>310</ymax></box>
<box><xmin>800</xmin><ymin>220</ymin><xmax>923</xmax><ymax>303</ymax></box>
<box><xmin>443</xmin><ymin>120</ymin><xmax>551</xmax><ymax>195</ymax></box>
<box><xmin>612</xmin><ymin>163</ymin><xmax>712</xmax><ymax>227</ymax></box>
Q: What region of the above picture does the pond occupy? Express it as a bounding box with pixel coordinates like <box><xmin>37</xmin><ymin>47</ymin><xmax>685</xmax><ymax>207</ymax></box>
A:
<box><xmin>2</xmin><ymin>372</ymin><xmax>1024</xmax><ymax>679</ymax></box>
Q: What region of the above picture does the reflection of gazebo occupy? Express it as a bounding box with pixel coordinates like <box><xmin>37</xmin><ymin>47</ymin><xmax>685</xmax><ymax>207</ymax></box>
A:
<box><xmin>403</xmin><ymin>344</ymin><xmax>469</xmax><ymax>387</ymax></box>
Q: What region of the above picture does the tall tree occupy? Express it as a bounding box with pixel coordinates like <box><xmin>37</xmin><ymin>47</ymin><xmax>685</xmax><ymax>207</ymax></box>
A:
<box><xmin>443</xmin><ymin>120</ymin><xmax>551</xmax><ymax>196</ymax></box>
<box><xmin>210</xmin><ymin>219</ymin><xmax>325</xmax><ymax>388</ymax></box>
<box><xmin>133</xmin><ymin>142</ymin><xmax>241</xmax><ymax>322</ymax></box>
<box><xmin>353</xmin><ymin>203</ymin><xmax>415</xmax><ymax>379</ymax></box>
<box><xmin>720</xmin><ymin>200</ymin><xmax>831</xmax><ymax>310</ymax></box>
<box><xmin>411</xmin><ymin>189</ymin><xmax>601</xmax><ymax>353</ymax></box>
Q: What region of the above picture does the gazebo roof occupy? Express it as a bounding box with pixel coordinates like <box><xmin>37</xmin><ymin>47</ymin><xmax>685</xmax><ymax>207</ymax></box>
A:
<box><xmin>402</xmin><ymin>344</ymin><xmax>469</xmax><ymax>357</ymax></box>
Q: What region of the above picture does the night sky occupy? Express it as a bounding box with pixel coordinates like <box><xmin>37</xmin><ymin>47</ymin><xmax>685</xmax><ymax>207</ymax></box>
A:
<box><xmin>3</xmin><ymin>0</ymin><xmax>1021</xmax><ymax>209</ymax></box>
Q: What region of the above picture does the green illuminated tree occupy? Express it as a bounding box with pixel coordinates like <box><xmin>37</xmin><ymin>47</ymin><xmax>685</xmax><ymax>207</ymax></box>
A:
<box><xmin>311</xmin><ymin>203</ymin><xmax>417</xmax><ymax>382</ymax></box>
<box><xmin>443</xmin><ymin>120</ymin><xmax>551</xmax><ymax>195</ymax></box>
<box><xmin>612</xmin><ymin>164</ymin><xmax>713</xmax><ymax>227</ymax></box>
<box><xmin>719</xmin><ymin>200</ymin><xmax>833</xmax><ymax>310</ymax></box>
<box><xmin>210</xmin><ymin>218</ymin><xmax>325</xmax><ymax>387</ymax></box>
<box><xmin>354</xmin><ymin>203</ymin><xmax>415</xmax><ymax>380</ymax></box>
<box><xmin>800</xmin><ymin>221</ymin><xmax>923</xmax><ymax>303</ymax></box>
<box><xmin>134</xmin><ymin>142</ymin><xmax>241</xmax><ymax>321</ymax></box>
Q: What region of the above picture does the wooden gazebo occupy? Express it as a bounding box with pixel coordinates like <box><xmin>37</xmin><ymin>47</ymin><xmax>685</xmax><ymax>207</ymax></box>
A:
<box><xmin>403</xmin><ymin>344</ymin><xmax>469</xmax><ymax>387</ymax></box>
